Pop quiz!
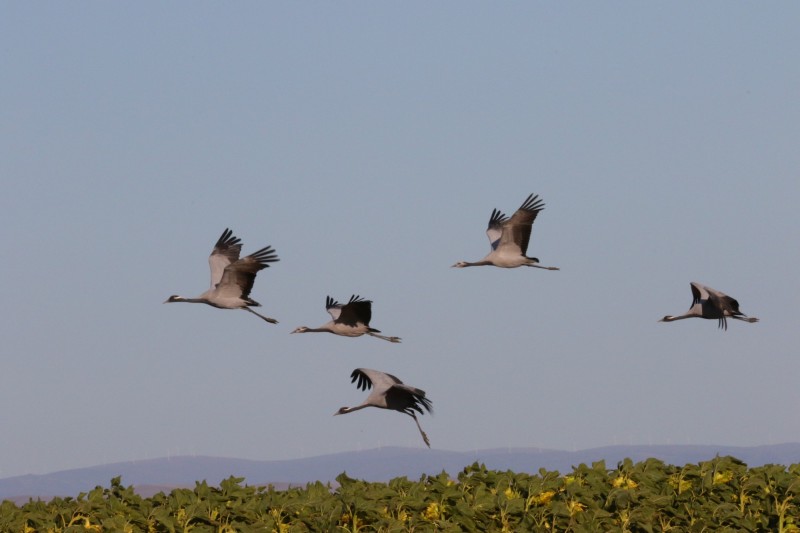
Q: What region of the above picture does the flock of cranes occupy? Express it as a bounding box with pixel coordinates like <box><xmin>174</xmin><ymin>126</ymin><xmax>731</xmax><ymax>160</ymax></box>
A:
<box><xmin>165</xmin><ymin>193</ymin><xmax>759</xmax><ymax>448</ymax></box>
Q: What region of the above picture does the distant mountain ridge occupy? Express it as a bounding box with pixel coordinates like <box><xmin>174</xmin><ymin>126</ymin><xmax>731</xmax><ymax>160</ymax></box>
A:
<box><xmin>3</xmin><ymin>443</ymin><xmax>799</xmax><ymax>502</ymax></box>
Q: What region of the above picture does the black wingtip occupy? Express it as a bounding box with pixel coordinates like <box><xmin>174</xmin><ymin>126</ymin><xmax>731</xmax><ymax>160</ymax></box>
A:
<box><xmin>520</xmin><ymin>193</ymin><xmax>545</xmax><ymax>213</ymax></box>
<box><xmin>215</xmin><ymin>228</ymin><xmax>242</xmax><ymax>248</ymax></box>
<box><xmin>249</xmin><ymin>246</ymin><xmax>279</xmax><ymax>265</ymax></box>
<box><xmin>488</xmin><ymin>208</ymin><xmax>508</xmax><ymax>227</ymax></box>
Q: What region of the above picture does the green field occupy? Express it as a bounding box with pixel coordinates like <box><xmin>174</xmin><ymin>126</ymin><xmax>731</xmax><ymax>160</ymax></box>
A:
<box><xmin>2</xmin><ymin>456</ymin><xmax>799</xmax><ymax>532</ymax></box>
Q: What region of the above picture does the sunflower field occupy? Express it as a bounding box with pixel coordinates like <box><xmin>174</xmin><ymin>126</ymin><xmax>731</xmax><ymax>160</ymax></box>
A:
<box><xmin>2</xmin><ymin>455</ymin><xmax>799</xmax><ymax>532</ymax></box>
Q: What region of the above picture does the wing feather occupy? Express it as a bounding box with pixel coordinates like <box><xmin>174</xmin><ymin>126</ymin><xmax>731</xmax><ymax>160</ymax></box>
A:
<box><xmin>209</xmin><ymin>228</ymin><xmax>242</xmax><ymax>288</ymax></box>
<box><xmin>350</xmin><ymin>368</ymin><xmax>402</xmax><ymax>392</ymax></box>
<box><xmin>217</xmin><ymin>245</ymin><xmax>278</xmax><ymax>299</ymax></box>
<box><xmin>326</xmin><ymin>296</ymin><xmax>344</xmax><ymax>321</ymax></box>
<box><xmin>485</xmin><ymin>209</ymin><xmax>508</xmax><ymax>250</ymax></box>
<box><xmin>336</xmin><ymin>295</ymin><xmax>372</xmax><ymax>327</ymax></box>
<box><xmin>498</xmin><ymin>194</ymin><xmax>545</xmax><ymax>255</ymax></box>
<box><xmin>386</xmin><ymin>384</ymin><xmax>433</xmax><ymax>415</ymax></box>
<box><xmin>690</xmin><ymin>282</ymin><xmax>706</xmax><ymax>305</ymax></box>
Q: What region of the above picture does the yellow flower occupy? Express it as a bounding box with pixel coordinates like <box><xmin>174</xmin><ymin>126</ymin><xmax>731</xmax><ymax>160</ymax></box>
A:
<box><xmin>82</xmin><ymin>518</ymin><xmax>102</xmax><ymax>532</ymax></box>
<box><xmin>714</xmin><ymin>471</ymin><xmax>734</xmax><ymax>485</ymax></box>
<box><xmin>339</xmin><ymin>513</ymin><xmax>362</xmax><ymax>528</ymax></box>
<box><xmin>528</xmin><ymin>490</ymin><xmax>556</xmax><ymax>506</ymax></box>
<box><xmin>668</xmin><ymin>474</ymin><xmax>692</xmax><ymax>493</ymax></box>
<box><xmin>566</xmin><ymin>500</ymin><xmax>585</xmax><ymax>515</ymax></box>
<box><xmin>423</xmin><ymin>502</ymin><xmax>443</xmax><ymax>521</ymax></box>
<box><xmin>504</xmin><ymin>487</ymin><xmax>522</xmax><ymax>499</ymax></box>
<box><xmin>612</xmin><ymin>476</ymin><xmax>638</xmax><ymax>489</ymax></box>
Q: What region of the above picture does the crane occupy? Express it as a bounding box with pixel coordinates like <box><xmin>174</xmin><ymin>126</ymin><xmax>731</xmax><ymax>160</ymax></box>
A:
<box><xmin>164</xmin><ymin>228</ymin><xmax>279</xmax><ymax>324</ymax></box>
<box><xmin>659</xmin><ymin>282</ymin><xmax>759</xmax><ymax>330</ymax></box>
<box><xmin>291</xmin><ymin>295</ymin><xmax>401</xmax><ymax>343</ymax></box>
<box><xmin>452</xmin><ymin>193</ymin><xmax>559</xmax><ymax>270</ymax></box>
<box><xmin>335</xmin><ymin>368</ymin><xmax>432</xmax><ymax>448</ymax></box>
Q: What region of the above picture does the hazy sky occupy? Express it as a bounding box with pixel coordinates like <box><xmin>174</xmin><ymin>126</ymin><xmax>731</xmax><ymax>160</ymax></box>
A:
<box><xmin>2</xmin><ymin>3</ymin><xmax>798</xmax><ymax>478</ymax></box>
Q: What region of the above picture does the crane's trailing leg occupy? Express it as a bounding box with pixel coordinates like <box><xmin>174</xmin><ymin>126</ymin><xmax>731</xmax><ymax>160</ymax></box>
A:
<box><xmin>368</xmin><ymin>331</ymin><xmax>402</xmax><ymax>343</ymax></box>
<box><xmin>244</xmin><ymin>306</ymin><xmax>278</xmax><ymax>324</ymax></box>
<box><xmin>526</xmin><ymin>264</ymin><xmax>560</xmax><ymax>270</ymax></box>
<box><xmin>410</xmin><ymin>413</ymin><xmax>430</xmax><ymax>448</ymax></box>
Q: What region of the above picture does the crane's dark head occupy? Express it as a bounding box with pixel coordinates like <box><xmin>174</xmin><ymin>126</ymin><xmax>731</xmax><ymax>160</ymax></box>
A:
<box><xmin>290</xmin><ymin>326</ymin><xmax>309</xmax><ymax>334</ymax></box>
<box><xmin>164</xmin><ymin>295</ymin><xmax>184</xmax><ymax>303</ymax></box>
<box><xmin>659</xmin><ymin>315</ymin><xmax>675</xmax><ymax>322</ymax></box>
<box><xmin>333</xmin><ymin>407</ymin><xmax>350</xmax><ymax>416</ymax></box>
<box><xmin>451</xmin><ymin>261</ymin><xmax>469</xmax><ymax>268</ymax></box>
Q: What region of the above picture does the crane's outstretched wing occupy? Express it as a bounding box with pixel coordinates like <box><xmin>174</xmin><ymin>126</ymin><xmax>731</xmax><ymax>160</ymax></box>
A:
<box><xmin>497</xmin><ymin>194</ymin><xmax>545</xmax><ymax>256</ymax></box>
<box><xmin>350</xmin><ymin>368</ymin><xmax>403</xmax><ymax>392</ymax></box>
<box><xmin>485</xmin><ymin>209</ymin><xmax>509</xmax><ymax>250</ymax></box>
<box><xmin>217</xmin><ymin>245</ymin><xmax>278</xmax><ymax>299</ymax></box>
<box><xmin>702</xmin><ymin>284</ymin><xmax>742</xmax><ymax>314</ymax></box>
<box><xmin>325</xmin><ymin>296</ymin><xmax>344</xmax><ymax>321</ymax></box>
<box><xmin>337</xmin><ymin>295</ymin><xmax>373</xmax><ymax>327</ymax></box>
<box><xmin>689</xmin><ymin>282</ymin><xmax>709</xmax><ymax>306</ymax></box>
<box><xmin>386</xmin><ymin>384</ymin><xmax>433</xmax><ymax>415</ymax></box>
<box><xmin>209</xmin><ymin>229</ymin><xmax>242</xmax><ymax>288</ymax></box>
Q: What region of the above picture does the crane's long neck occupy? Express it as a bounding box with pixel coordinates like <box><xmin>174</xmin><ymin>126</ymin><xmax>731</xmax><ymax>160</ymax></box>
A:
<box><xmin>167</xmin><ymin>296</ymin><xmax>208</xmax><ymax>304</ymax></box>
<box><xmin>660</xmin><ymin>313</ymin><xmax>694</xmax><ymax>322</ymax></box>
<box><xmin>337</xmin><ymin>404</ymin><xmax>369</xmax><ymax>415</ymax></box>
<box><xmin>453</xmin><ymin>260</ymin><xmax>493</xmax><ymax>268</ymax></box>
<box><xmin>293</xmin><ymin>326</ymin><xmax>333</xmax><ymax>334</ymax></box>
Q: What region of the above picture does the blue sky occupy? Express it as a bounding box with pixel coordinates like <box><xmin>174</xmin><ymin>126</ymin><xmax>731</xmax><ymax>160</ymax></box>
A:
<box><xmin>2</xmin><ymin>3</ymin><xmax>798</xmax><ymax>478</ymax></box>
